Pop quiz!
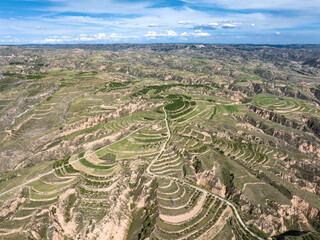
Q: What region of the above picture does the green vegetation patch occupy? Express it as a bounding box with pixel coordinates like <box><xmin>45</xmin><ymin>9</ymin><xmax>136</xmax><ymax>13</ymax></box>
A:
<box><xmin>134</xmin><ymin>137</ymin><xmax>165</xmax><ymax>143</ymax></box>
<box><xmin>26</xmin><ymin>73</ymin><xmax>47</xmax><ymax>80</ymax></box>
<box><xmin>177</xmin><ymin>109</ymin><xmax>200</xmax><ymax>122</ymax></box>
<box><xmin>100</xmin><ymin>153</ymin><xmax>116</xmax><ymax>162</ymax></box>
<box><xmin>132</xmin><ymin>84</ymin><xmax>211</xmax><ymax>97</ymax></box>
<box><xmin>46</xmin><ymin>139</ymin><xmax>62</xmax><ymax>149</ymax></box>
<box><xmin>209</xmin><ymin>106</ymin><xmax>217</xmax><ymax>119</ymax></box>
<box><xmin>79</xmin><ymin>158</ymin><xmax>115</xmax><ymax>169</ymax></box>
<box><xmin>165</xmin><ymin>99</ymin><xmax>184</xmax><ymax>111</ymax></box>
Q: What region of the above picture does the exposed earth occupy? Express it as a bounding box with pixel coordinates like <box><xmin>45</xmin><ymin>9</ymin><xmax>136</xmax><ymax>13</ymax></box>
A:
<box><xmin>0</xmin><ymin>44</ymin><xmax>320</xmax><ymax>239</ymax></box>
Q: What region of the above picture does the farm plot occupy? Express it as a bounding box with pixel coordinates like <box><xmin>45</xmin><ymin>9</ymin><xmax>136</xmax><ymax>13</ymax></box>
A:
<box><xmin>151</xmin><ymin>149</ymin><xmax>183</xmax><ymax>178</ymax></box>
<box><xmin>70</xmin><ymin>152</ymin><xmax>117</xmax><ymax>176</ymax></box>
<box><xmin>165</xmin><ymin>99</ymin><xmax>210</xmax><ymax>125</ymax></box>
<box><xmin>153</xmin><ymin>179</ymin><xmax>230</xmax><ymax>240</ymax></box>
<box><xmin>254</xmin><ymin>94</ymin><xmax>317</xmax><ymax>114</ymax></box>
<box><xmin>100</xmin><ymin>123</ymin><xmax>166</xmax><ymax>159</ymax></box>
<box><xmin>211</xmin><ymin>138</ymin><xmax>276</xmax><ymax>168</ymax></box>
<box><xmin>104</xmin><ymin>109</ymin><xmax>163</xmax><ymax>135</ymax></box>
<box><xmin>173</xmin><ymin>125</ymin><xmax>211</xmax><ymax>157</ymax></box>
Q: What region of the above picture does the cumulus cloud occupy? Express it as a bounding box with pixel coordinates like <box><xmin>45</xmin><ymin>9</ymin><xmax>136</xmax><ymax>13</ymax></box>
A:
<box><xmin>144</xmin><ymin>31</ymin><xmax>159</xmax><ymax>37</ymax></box>
<box><xmin>144</xmin><ymin>30</ymin><xmax>178</xmax><ymax>38</ymax></box>
<box><xmin>167</xmin><ymin>30</ymin><xmax>178</xmax><ymax>36</ymax></box>
<box><xmin>0</xmin><ymin>0</ymin><xmax>319</xmax><ymax>44</ymax></box>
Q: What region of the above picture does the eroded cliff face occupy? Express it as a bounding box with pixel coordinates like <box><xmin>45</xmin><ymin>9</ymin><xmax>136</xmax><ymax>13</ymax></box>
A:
<box><xmin>50</xmin><ymin>189</ymin><xmax>78</xmax><ymax>240</ymax></box>
<box><xmin>249</xmin><ymin>106</ymin><xmax>304</xmax><ymax>130</ymax></box>
<box><xmin>191</xmin><ymin>115</ymin><xmax>320</xmax><ymax>237</ymax></box>
<box><xmin>0</xmin><ymin>101</ymin><xmax>162</xmax><ymax>171</ymax></box>
<box><xmin>242</xmin><ymin>194</ymin><xmax>318</xmax><ymax>237</ymax></box>
<box><xmin>233</xmin><ymin>114</ymin><xmax>320</xmax><ymax>197</ymax></box>
<box><xmin>197</xmin><ymin>169</ymin><xmax>227</xmax><ymax>198</ymax></box>
<box><xmin>304</xmin><ymin>116</ymin><xmax>320</xmax><ymax>138</ymax></box>
<box><xmin>48</xmin><ymin>170</ymin><xmax>137</xmax><ymax>240</ymax></box>
<box><xmin>0</xmin><ymin>188</ymin><xmax>27</xmax><ymax>221</ymax></box>
<box><xmin>278</xmin><ymin>87</ymin><xmax>313</xmax><ymax>102</ymax></box>
<box><xmin>237</xmin><ymin>193</ymin><xmax>289</xmax><ymax>236</ymax></box>
<box><xmin>291</xmin><ymin>195</ymin><xmax>320</xmax><ymax>220</ymax></box>
<box><xmin>1</xmin><ymin>44</ymin><xmax>320</xmax><ymax>239</ymax></box>
<box><xmin>309</xmin><ymin>86</ymin><xmax>320</xmax><ymax>103</ymax></box>
<box><xmin>195</xmin><ymin>171</ymin><xmax>319</xmax><ymax>237</ymax></box>
<box><xmin>237</xmin><ymin>113</ymin><xmax>320</xmax><ymax>157</ymax></box>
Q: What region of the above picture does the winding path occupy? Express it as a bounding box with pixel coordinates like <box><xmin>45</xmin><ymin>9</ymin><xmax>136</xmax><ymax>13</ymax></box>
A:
<box><xmin>146</xmin><ymin>106</ymin><xmax>264</xmax><ymax>240</ymax></box>
<box><xmin>0</xmin><ymin>106</ymin><xmax>264</xmax><ymax>239</ymax></box>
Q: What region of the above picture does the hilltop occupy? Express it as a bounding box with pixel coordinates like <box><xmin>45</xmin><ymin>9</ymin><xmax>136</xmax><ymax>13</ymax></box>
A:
<box><xmin>0</xmin><ymin>44</ymin><xmax>319</xmax><ymax>240</ymax></box>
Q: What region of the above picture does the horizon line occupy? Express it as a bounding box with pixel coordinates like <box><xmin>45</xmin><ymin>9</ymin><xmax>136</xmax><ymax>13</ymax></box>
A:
<box><xmin>1</xmin><ymin>43</ymin><xmax>320</xmax><ymax>46</ymax></box>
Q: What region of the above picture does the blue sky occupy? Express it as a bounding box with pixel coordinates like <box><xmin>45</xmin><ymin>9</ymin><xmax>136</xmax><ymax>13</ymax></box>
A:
<box><xmin>0</xmin><ymin>0</ymin><xmax>320</xmax><ymax>44</ymax></box>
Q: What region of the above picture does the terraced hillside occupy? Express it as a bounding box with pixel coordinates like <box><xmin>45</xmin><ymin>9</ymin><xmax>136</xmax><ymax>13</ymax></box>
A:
<box><xmin>0</xmin><ymin>45</ymin><xmax>320</xmax><ymax>240</ymax></box>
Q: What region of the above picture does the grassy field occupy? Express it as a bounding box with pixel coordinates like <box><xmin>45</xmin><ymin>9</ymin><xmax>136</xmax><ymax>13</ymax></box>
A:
<box><xmin>0</xmin><ymin>46</ymin><xmax>319</xmax><ymax>239</ymax></box>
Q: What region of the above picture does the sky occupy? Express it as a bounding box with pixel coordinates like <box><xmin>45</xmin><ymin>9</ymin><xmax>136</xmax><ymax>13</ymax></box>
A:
<box><xmin>0</xmin><ymin>0</ymin><xmax>320</xmax><ymax>44</ymax></box>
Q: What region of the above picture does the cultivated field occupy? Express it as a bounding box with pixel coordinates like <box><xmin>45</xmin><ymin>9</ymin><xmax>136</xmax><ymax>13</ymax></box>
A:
<box><xmin>0</xmin><ymin>45</ymin><xmax>320</xmax><ymax>239</ymax></box>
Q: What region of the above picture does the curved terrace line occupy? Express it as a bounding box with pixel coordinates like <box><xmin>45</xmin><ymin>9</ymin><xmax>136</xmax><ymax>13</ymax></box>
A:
<box><xmin>146</xmin><ymin>106</ymin><xmax>264</xmax><ymax>240</ymax></box>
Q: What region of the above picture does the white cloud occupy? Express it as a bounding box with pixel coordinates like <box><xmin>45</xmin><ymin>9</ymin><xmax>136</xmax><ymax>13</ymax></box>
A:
<box><xmin>0</xmin><ymin>0</ymin><xmax>318</xmax><ymax>44</ymax></box>
<box><xmin>196</xmin><ymin>32</ymin><xmax>211</xmax><ymax>36</ymax></box>
<box><xmin>110</xmin><ymin>33</ymin><xmax>137</xmax><ymax>38</ymax></box>
<box><xmin>144</xmin><ymin>31</ymin><xmax>159</xmax><ymax>37</ymax></box>
<box><xmin>148</xmin><ymin>24</ymin><xmax>161</xmax><ymax>27</ymax></box>
<box><xmin>185</xmin><ymin>0</ymin><xmax>320</xmax><ymax>11</ymax></box>
<box><xmin>46</xmin><ymin>0</ymin><xmax>152</xmax><ymax>15</ymax></box>
<box><xmin>178</xmin><ymin>21</ymin><xmax>193</xmax><ymax>24</ymax></box>
<box><xmin>180</xmin><ymin>31</ymin><xmax>211</xmax><ymax>37</ymax></box>
<box><xmin>96</xmin><ymin>33</ymin><xmax>106</xmax><ymax>39</ymax></box>
<box><xmin>32</xmin><ymin>32</ymin><xmax>137</xmax><ymax>43</ymax></box>
<box><xmin>144</xmin><ymin>30</ymin><xmax>178</xmax><ymax>38</ymax></box>
<box><xmin>222</xmin><ymin>23</ymin><xmax>237</xmax><ymax>28</ymax></box>
<box><xmin>0</xmin><ymin>39</ymin><xmax>20</xmax><ymax>43</ymax></box>
<box><xmin>275</xmin><ymin>31</ymin><xmax>280</xmax><ymax>35</ymax></box>
<box><xmin>167</xmin><ymin>30</ymin><xmax>178</xmax><ymax>36</ymax></box>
